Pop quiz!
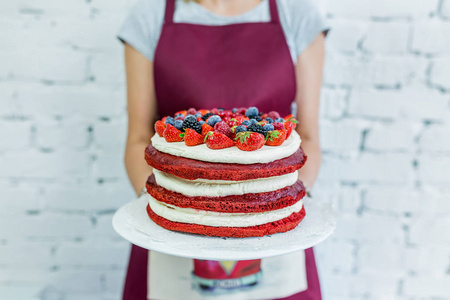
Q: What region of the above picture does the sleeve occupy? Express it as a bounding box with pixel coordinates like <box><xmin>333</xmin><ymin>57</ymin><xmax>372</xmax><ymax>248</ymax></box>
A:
<box><xmin>282</xmin><ymin>0</ymin><xmax>330</xmax><ymax>57</ymax></box>
<box><xmin>117</xmin><ymin>0</ymin><xmax>165</xmax><ymax>62</ymax></box>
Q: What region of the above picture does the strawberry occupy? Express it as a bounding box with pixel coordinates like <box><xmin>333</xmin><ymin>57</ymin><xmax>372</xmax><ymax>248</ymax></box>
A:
<box><xmin>198</xmin><ymin>109</ymin><xmax>210</xmax><ymax>115</ymax></box>
<box><xmin>284</xmin><ymin>114</ymin><xmax>294</xmax><ymax>121</ymax></box>
<box><xmin>183</xmin><ymin>128</ymin><xmax>204</xmax><ymax>146</ymax></box>
<box><xmin>214</xmin><ymin>121</ymin><xmax>232</xmax><ymax>138</ymax></box>
<box><xmin>266</xmin><ymin>129</ymin><xmax>287</xmax><ymax>146</ymax></box>
<box><xmin>175</xmin><ymin>110</ymin><xmax>187</xmax><ymax>116</ymax></box>
<box><xmin>204</xmin><ymin>131</ymin><xmax>235</xmax><ymax>149</ymax></box>
<box><xmin>284</xmin><ymin>121</ymin><xmax>297</xmax><ymax>139</ymax></box>
<box><xmin>154</xmin><ymin>120</ymin><xmax>166</xmax><ymax>137</ymax></box>
<box><xmin>163</xmin><ymin>124</ymin><xmax>184</xmax><ymax>142</ymax></box>
<box><xmin>201</xmin><ymin>123</ymin><xmax>214</xmax><ymax>136</ymax></box>
<box><xmin>227</xmin><ymin>118</ymin><xmax>239</xmax><ymax>128</ymax></box>
<box><xmin>235</xmin><ymin>131</ymin><xmax>265</xmax><ymax>151</ymax></box>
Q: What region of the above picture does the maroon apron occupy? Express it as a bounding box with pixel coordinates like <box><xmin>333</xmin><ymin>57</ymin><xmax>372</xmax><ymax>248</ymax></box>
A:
<box><xmin>122</xmin><ymin>0</ymin><xmax>321</xmax><ymax>299</ymax></box>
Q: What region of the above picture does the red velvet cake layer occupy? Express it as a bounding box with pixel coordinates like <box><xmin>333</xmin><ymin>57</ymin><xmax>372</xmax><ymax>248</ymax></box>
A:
<box><xmin>146</xmin><ymin>175</ymin><xmax>305</xmax><ymax>213</ymax></box>
<box><xmin>145</xmin><ymin>145</ymin><xmax>307</xmax><ymax>181</ymax></box>
<box><xmin>146</xmin><ymin>204</ymin><xmax>306</xmax><ymax>238</ymax></box>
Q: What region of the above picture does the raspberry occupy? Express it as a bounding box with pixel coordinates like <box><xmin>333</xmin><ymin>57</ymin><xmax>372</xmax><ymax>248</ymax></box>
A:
<box><xmin>214</xmin><ymin>121</ymin><xmax>232</xmax><ymax>138</ymax></box>
<box><xmin>272</xmin><ymin>122</ymin><xmax>284</xmax><ymax>130</ymax></box>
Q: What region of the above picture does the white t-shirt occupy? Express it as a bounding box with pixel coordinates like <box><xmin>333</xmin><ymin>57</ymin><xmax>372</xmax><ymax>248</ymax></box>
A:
<box><xmin>118</xmin><ymin>0</ymin><xmax>328</xmax><ymax>64</ymax></box>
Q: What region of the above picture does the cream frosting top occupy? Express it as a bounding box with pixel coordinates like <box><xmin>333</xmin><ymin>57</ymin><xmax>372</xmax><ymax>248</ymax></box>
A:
<box><xmin>151</xmin><ymin>131</ymin><xmax>301</xmax><ymax>164</ymax></box>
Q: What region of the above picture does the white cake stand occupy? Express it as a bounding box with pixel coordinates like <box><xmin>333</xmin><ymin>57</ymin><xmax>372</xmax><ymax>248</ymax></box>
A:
<box><xmin>112</xmin><ymin>194</ymin><xmax>336</xmax><ymax>260</ymax></box>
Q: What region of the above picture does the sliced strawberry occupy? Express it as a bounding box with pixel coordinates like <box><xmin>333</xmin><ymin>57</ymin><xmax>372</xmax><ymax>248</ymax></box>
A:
<box><xmin>204</xmin><ymin>131</ymin><xmax>235</xmax><ymax>149</ymax></box>
<box><xmin>184</xmin><ymin>128</ymin><xmax>204</xmax><ymax>146</ymax></box>
<box><xmin>163</xmin><ymin>124</ymin><xmax>184</xmax><ymax>142</ymax></box>
<box><xmin>214</xmin><ymin>121</ymin><xmax>232</xmax><ymax>138</ymax></box>
<box><xmin>201</xmin><ymin>123</ymin><xmax>214</xmax><ymax>136</ymax></box>
<box><xmin>235</xmin><ymin>132</ymin><xmax>265</xmax><ymax>151</ymax></box>
<box><xmin>284</xmin><ymin>121</ymin><xmax>297</xmax><ymax>139</ymax></box>
<box><xmin>154</xmin><ymin>120</ymin><xmax>166</xmax><ymax>137</ymax></box>
<box><xmin>266</xmin><ymin>129</ymin><xmax>287</xmax><ymax>146</ymax></box>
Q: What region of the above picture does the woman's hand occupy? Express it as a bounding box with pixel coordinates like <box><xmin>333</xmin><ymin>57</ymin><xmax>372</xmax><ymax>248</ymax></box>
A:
<box><xmin>124</xmin><ymin>43</ymin><xmax>157</xmax><ymax>196</ymax></box>
<box><xmin>295</xmin><ymin>32</ymin><xmax>326</xmax><ymax>190</ymax></box>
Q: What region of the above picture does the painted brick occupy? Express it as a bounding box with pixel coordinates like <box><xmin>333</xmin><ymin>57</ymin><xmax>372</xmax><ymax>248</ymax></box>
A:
<box><xmin>0</xmin><ymin>151</ymin><xmax>90</xmax><ymax>179</ymax></box>
<box><xmin>418</xmin><ymin>155</ymin><xmax>450</xmax><ymax>185</ymax></box>
<box><xmin>0</xmin><ymin>120</ymin><xmax>32</xmax><ymax>150</ymax></box>
<box><xmin>325</xmin><ymin>0</ymin><xmax>439</xmax><ymax>19</ymax></box>
<box><xmin>409</xmin><ymin>215</ymin><xmax>450</xmax><ymax>245</ymax></box>
<box><xmin>320</xmin><ymin>88</ymin><xmax>348</xmax><ymax>120</ymax></box>
<box><xmin>94</xmin><ymin>118</ymin><xmax>128</xmax><ymax>149</ymax></box>
<box><xmin>420</xmin><ymin>126</ymin><xmax>450</xmax><ymax>153</ymax></box>
<box><xmin>403</xmin><ymin>276</ymin><xmax>450</xmax><ymax>298</ymax></box>
<box><xmin>404</xmin><ymin>245</ymin><xmax>450</xmax><ymax>276</ymax></box>
<box><xmin>320</xmin><ymin>119</ymin><xmax>363</xmax><ymax>152</ymax></box>
<box><xmin>358</xmin><ymin>242</ymin><xmax>404</xmax><ymax>275</ymax></box>
<box><xmin>315</xmin><ymin>239</ymin><xmax>356</xmax><ymax>274</ymax></box>
<box><xmin>16</xmin><ymin>84</ymin><xmax>126</xmax><ymax>117</ymax></box>
<box><xmin>54</xmin><ymin>242</ymin><xmax>128</xmax><ymax>267</ymax></box>
<box><xmin>0</xmin><ymin>242</ymin><xmax>52</xmax><ymax>267</ymax></box>
<box><xmin>364</xmin><ymin>186</ymin><xmax>421</xmax><ymax>214</ymax></box>
<box><xmin>363</xmin><ymin>22</ymin><xmax>410</xmax><ymax>54</ymax></box>
<box><xmin>326</xmin><ymin>19</ymin><xmax>366</xmax><ymax>54</ymax></box>
<box><xmin>0</xmin><ymin>185</ymin><xmax>40</xmax><ymax>215</ymax></box>
<box><xmin>430</xmin><ymin>58</ymin><xmax>450</xmax><ymax>90</ymax></box>
<box><xmin>364</xmin><ymin>121</ymin><xmax>421</xmax><ymax>152</ymax></box>
<box><xmin>93</xmin><ymin>152</ymin><xmax>128</xmax><ymax>179</ymax></box>
<box><xmin>412</xmin><ymin>20</ymin><xmax>450</xmax><ymax>54</ymax></box>
<box><xmin>349</xmin><ymin>88</ymin><xmax>450</xmax><ymax>121</ymax></box>
<box><xmin>35</xmin><ymin>117</ymin><xmax>90</xmax><ymax>150</ymax></box>
<box><xmin>442</xmin><ymin>0</ymin><xmax>450</xmax><ymax>18</ymax></box>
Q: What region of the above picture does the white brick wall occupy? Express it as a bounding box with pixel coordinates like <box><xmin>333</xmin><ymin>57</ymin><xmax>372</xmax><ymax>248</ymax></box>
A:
<box><xmin>1</xmin><ymin>0</ymin><xmax>449</xmax><ymax>299</ymax></box>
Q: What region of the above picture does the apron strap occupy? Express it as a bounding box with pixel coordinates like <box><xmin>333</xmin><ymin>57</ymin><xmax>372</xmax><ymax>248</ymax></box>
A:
<box><xmin>269</xmin><ymin>0</ymin><xmax>280</xmax><ymax>24</ymax></box>
<box><xmin>164</xmin><ymin>0</ymin><xmax>175</xmax><ymax>24</ymax></box>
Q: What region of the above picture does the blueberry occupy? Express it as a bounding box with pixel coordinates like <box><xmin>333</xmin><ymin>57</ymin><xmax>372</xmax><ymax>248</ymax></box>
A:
<box><xmin>263</xmin><ymin>124</ymin><xmax>274</xmax><ymax>132</ymax></box>
<box><xmin>245</xmin><ymin>107</ymin><xmax>259</xmax><ymax>117</ymax></box>
<box><xmin>234</xmin><ymin>125</ymin><xmax>247</xmax><ymax>133</ymax></box>
<box><xmin>206</xmin><ymin>115</ymin><xmax>222</xmax><ymax>127</ymax></box>
<box><xmin>175</xmin><ymin>113</ymin><xmax>184</xmax><ymax>118</ymax></box>
<box><xmin>241</xmin><ymin>120</ymin><xmax>251</xmax><ymax>126</ymax></box>
<box><xmin>165</xmin><ymin>116</ymin><xmax>175</xmax><ymax>125</ymax></box>
<box><xmin>174</xmin><ymin>120</ymin><xmax>183</xmax><ymax>131</ymax></box>
<box><xmin>265</xmin><ymin>117</ymin><xmax>274</xmax><ymax>124</ymax></box>
<box><xmin>274</xmin><ymin>118</ymin><xmax>285</xmax><ymax>123</ymax></box>
<box><xmin>250</xmin><ymin>119</ymin><xmax>258</xmax><ymax>125</ymax></box>
<box><xmin>232</xmin><ymin>108</ymin><xmax>238</xmax><ymax>113</ymax></box>
<box><xmin>199</xmin><ymin>120</ymin><xmax>205</xmax><ymax>125</ymax></box>
<box><xmin>184</xmin><ymin>115</ymin><xmax>197</xmax><ymax>122</ymax></box>
<box><xmin>195</xmin><ymin>112</ymin><xmax>202</xmax><ymax>118</ymax></box>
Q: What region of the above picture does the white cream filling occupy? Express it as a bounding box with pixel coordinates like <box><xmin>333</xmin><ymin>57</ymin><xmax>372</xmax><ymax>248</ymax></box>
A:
<box><xmin>149</xmin><ymin>195</ymin><xmax>303</xmax><ymax>227</ymax></box>
<box><xmin>151</xmin><ymin>131</ymin><xmax>301</xmax><ymax>164</ymax></box>
<box><xmin>153</xmin><ymin>169</ymin><xmax>299</xmax><ymax>197</ymax></box>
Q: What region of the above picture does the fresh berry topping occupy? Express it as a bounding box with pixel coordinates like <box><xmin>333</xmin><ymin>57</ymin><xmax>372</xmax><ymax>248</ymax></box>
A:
<box><xmin>235</xmin><ymin>131</ymin><xmax>265</xmax><ymax>151</ymax></box>
<box><xmin>154</xmin><ymin>121</ymin><xmax>166</xmax><ymax>137</ymax></box>
<box><xmin>184</xmin><ymin>128</ymin><xmax>204</xmax><ymax>146</ymax></box>
<box><xmin>174</xmin><ymin>119</ymin><xmax>184</xmax><ymax>131</ymax></box>
<box><xmin>265</xmin><ymin>117</ymin><xmax>274</xmax><ymax>124</ymax></box>
<box><xmin>187</xmin><ymin>108</ymin><xmax>197</xmax><ymax>115</ymax></box>
<box><xmin>234</xmin><ymin>125</ymin><xmax>247</xmax><ymax>134</ymax></box>
<box><xmin>274</xmin><ymin>117</ymin><xmax>285</xmax><ymax>123</ymax></box>
<box><xmin>214</xmin><ymin>121</ymin><xmax>232</xmax><ymax>138</ymax></box>
<box><xmin>266</xmin><ymin>129</ymin><xmax>287</xmax><ymax>146</ymax></box>
<box><xmin>267</xmin><ymin>111</ymin><xmax>281</xmax><ymax>120</ymax></box>
<box><xmin>199</xmin><ymin>120</ymin><xmax>205</xmax><ymax>125</ymax></box>
<box><xmin>206</xmin><ymin>115</ymin><xmax>222</xmax><ymax>127</ymax></box>
<box><xmin>245</xmin><ymin>107</ymin><xmax>259</xmax><ymax>117</ymax></box>
<box><xmin>241</xmin><ymin>120</ymin><xmax>251</xmax><ymax>127</ymax></box>
<box><xmin>263</xmin><ymin>124</ymin><xmax>275</xmax><ymax>131</ymax></box>
<box><xmin>165</xmin><ymin>116</ymin><xmax>175</xmax><ymax>125</ymax></box>
<box><xmin>204</xmin><ymin>131</ymin><xmax>235</xmax><ymax>149</ymax></box>
<box><xmin>182</xmin><ymin>116</ymin><xmax>202</xmax><ymax>134</ymax></box>
<box><xmin>201</xmin><ymin>112</ymin><xmax>214</xmax><ymax>121</ymax></box>
<box><xmin>247</xmin><ymin>124</ymin><xmax>267</xmax><ymax>137</ymax></box>
<box><xmin>163</xmin><ymin>124</ymin><xmax>184</xmax><ymax>142</ymax></box>
<box><xmin>284</xmin><ymin>121</ymin><xmax>296</xmax><ymax>139</ymax></box>
<box><xmin>272</xmin><ymin>122</ymin><xmax>284</xmax><ymax>130</ymax></box>
<box><xmin>201</xmin><ymin>123</ymin><xmax>214</xmax><ymax>136</ymax></box>
<box><xmin>249</xmin><ymin>119</ymin><xmax>258</xmax><ymax>125</ymax></box>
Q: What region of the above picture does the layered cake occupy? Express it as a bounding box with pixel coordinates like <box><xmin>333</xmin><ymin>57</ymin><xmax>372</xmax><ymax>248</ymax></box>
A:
<box><xmin>145</xmin><ymin>107</ymin><xmax>307</xmax><ymax>238</ymax></box>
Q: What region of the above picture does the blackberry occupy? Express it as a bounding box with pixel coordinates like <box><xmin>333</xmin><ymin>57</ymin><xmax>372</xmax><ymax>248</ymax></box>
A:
<box><xmin>182</xmin><ymin>117</ymin><xmax>202</xmax><ymax>134</ymax></box>
<box><xmin>247</xmin><ymin>124</ymin><xmax>267</xmax><ymax>137</ymax></box>
<box><xmin>201</xmin><ymin>112</ymin><xmax>214</xmax><ymax>121</ymax></box>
